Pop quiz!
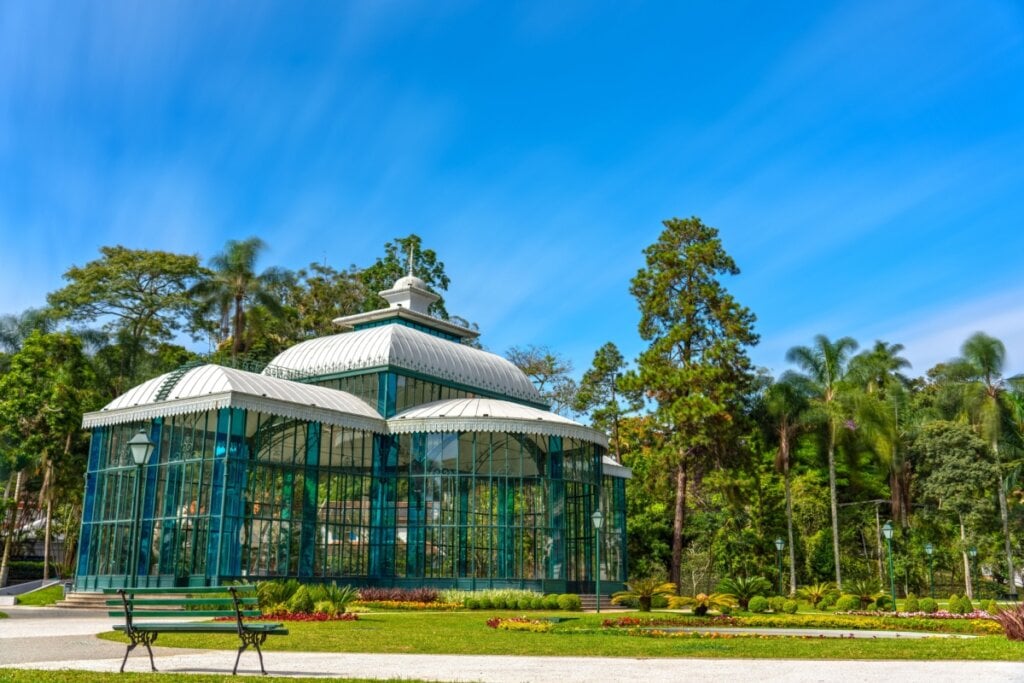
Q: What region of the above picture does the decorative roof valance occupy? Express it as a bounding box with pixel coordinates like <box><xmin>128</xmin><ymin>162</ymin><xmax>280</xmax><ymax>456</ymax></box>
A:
<box><xmin>388</xmin><ymin>397</ymin><xmax>608</xmax><ymax>448</ymax></box>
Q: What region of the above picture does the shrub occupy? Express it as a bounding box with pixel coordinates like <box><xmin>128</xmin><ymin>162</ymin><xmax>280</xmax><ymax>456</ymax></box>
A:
<box><xmin>257</xmin><ymin>579</ymin><xmax>301</xmax><ymax>610</ymax></box>
<box><xmin>668</xmin><ymin>593</ymin><xmax>737</xmax><ymax>616</ymax></box>
<box><xmin>817</xmin><ymin>594</ymin><xmax>837</xmax><ymax>611</ymax></box>
<box><xmin>834</xmin><ymin>595</ymin><xmax>860</xmax><ymax>612</ymax></box>
<box><xmin>847</xmin><ymin>579</ymin><xmax>882</xmax><ymax>610</ymax></box>
<box><xmin>904</xmin><ymin>595</ymin><xmax>920</xmax><ymax>612</ymax></box>
<box><xmin>992</xmin><ymin>602</ymin><xmax>1024</xmax><ymax>640</ymax></box>
<box><xmin>543</xmin><ymin>595</ymin><xmax>560</xmax><ymax>610</ymax></box>
<box><xmin>960</xmin><ymin>596</ymin><xmax>974</xmax><ymax>614</ymax></box>
<box><xmin>491</xmin><ymin>597</ymin><xmax>507</xmax><ymax>609</ymax></box>
<box><xmin>716</xmin><ymin>576</ymin><xmax>772</xmax><ymax>610</ymax></box>
<box><xmin>479</xmin><ymin>597</ymin><xmax>493</xmax><ymax>609</ymax></box>
<box><xmin>557</xmin><ymin>594</ymin><xmax>582</xmax><ymax>611</ymax></box>
<box><xmin>783</xmin><ymin>599</ymin><xmax>798</xmax><ymax>614</ymax></box>
<box><xmin>796</xmin><ymin>582</ymin><xmax>838</xmax><ymax>608</ymax></box>
<box><xmin>748</xmin><ymin>596</ymin><xmax>769</xmax><ymax>613</ymax></box>
<box><xmin>611</xmin><ymin>576</ymin><xmax>677</xmax><ymax>612</ymax></box>
<box><xmin>287</xmin><ymin>586</ymin><xmax>315</xmax><ymax>614</ymax></box>
<box><xmin>769</xmin><ymin>597</ymin><xmax>785</xmax><ymax>613</ymax></box>
<box><xmin>919</xmin><ymin>597</ymin><xmax>938</xmax><ymax>614</ymax></box>
<box><xmin>518</xmin><ymin>598</ymin><xmax>533</xmax><ymax>610</ymax></box>
<box><xmin>530</xmin><ymin>597</ymin><xmax>544</xmax><ymax>610</ymax></box>
<box><xmin>313</xmin><ymin>600</ymin><xmax>338</xmax><ymax>617</ymax></box>
<box><xmin>465</xmin><ymin>598</ymin><xmax>480</xmax><ymax>610</ymax></box>
<box><xmin>875</xmin><ymin>595</ymin><xmax>894</xmax><ymax>610</ymax></box>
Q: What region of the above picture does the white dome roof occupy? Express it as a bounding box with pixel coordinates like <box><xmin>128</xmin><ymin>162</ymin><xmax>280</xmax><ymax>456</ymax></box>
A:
<box><xmin>392</xmin><ymin>275</ymin><xmax>429</xmax><ymax>290</ymax></box>
<box><xmin>264</xmin><ymin>325</ymin><xmax>543</xmax><ymax>405</ymax></box>
<box><xmin>389</xmin><ymin>398</ymin><xmax>607</xmax><ymax>447</ymax></box>
<box><xmin>83</xmin><ymin>364</ymin><xmax>385</xmax><ymax>433</ymax></box>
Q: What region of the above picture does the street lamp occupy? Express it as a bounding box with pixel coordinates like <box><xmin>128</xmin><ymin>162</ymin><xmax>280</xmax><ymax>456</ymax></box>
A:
<box><xmin>591</xmin><ymin>510</ymin><xmax>604</xmax><ymax>614</ymax></box>
<box><xmin>128</xmin><ymin>429</ymin><xmax>155</xmax><ymax>588</ymax></box>
<box><xmin>774</xmin><ymin>537</ymin><xmax>785</xmax><ymax>595</ymax></box>
<box><xmin>924</xmin><ymin>543</ymin><xmax>934</xmax><ymax>599</ymax></box>
<box><xmin>969</xmin><ymin>547</ymin><xmax>978</xmax><ymax>600</ymax></box>
<box><xmin>882</xmin><ymin>521</ymin><xmax>897</xmax><ymax>612</ymax></box>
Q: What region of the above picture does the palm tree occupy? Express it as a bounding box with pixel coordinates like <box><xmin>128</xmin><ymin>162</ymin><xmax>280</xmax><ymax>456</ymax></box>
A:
<box><xmin>947</xmin><ymin>332</ymin><xmax>1021</xmax><ymax>597</ymax></box>
<box><xmin>611</xmin><ymin>576</ymin><xmax>677</xmax><ymax>612</ymax></box>
<box><xmin>762</xmin><ymin>375</ymin><xmax>810</xmax><ymax>594</ymax></box>
<box><xmin>786</xmin><ymin>334</ymin><xmax>859</xmax><ymax>590</ymax></box>
<box><xmin>190</xmin><ymin>238</ymin><xmax>290</xmax><ymax>360</ymax></box>
<box><xmin>849</xmin><ymin>341</ymin><xmax>914</xmax><ymax>528</ymax></box>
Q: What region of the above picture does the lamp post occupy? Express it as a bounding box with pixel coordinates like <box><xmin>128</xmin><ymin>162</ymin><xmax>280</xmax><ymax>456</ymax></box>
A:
<box><xmin>969</xmin><ymin>547</ymin><xmax>978</xmax><ymax>600</ymax></box>
<box><xmin>128</xmin><ymin>429</ymin><xmax>155</xmax><ymax>588</ymax></box>
<box><xmin>882</xmin><ymin>521</ymin><xmax>897</xmax><ymax>612</ymax></box>
<box><xmin>774</xmin><ymin>537</ymin><xmax>785</xmax><ymax>595</ymax></box>
<box><xmin>591</xmin><ymin>510</ymin><xmax>604</xmax><ymax>614</ymax></box>
<box><xmin>924</xmin><ymin>543</ymin><xmax>934</xmax><ymax>599</ymax></box>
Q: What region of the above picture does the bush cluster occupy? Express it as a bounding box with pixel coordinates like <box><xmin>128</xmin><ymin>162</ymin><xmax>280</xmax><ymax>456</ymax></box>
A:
<box><xmin>919</xmin><ymin>597</ymin><xmax>938</xmax><ymax>613</ymax></box>
<box><xmin>254</xmin><ymin>580</ymin><xmax>359</xmax><ymax>619</ymax></box>
<box><xmin>464</xmin><ymin>593</ymin><xmax>580</xmax><ymax>611</ymax></box>
<box><xmin>357</xmin><ymin>587</ymin><xmax>440</xmax><ymax>603</ymax></box>
<box><xmin>834</xmin><ymin>595</ymin><xmax>860</xmax><ymax>612</ymax></box>
<box><xmin>748</xmin><ymin>596</ymin><xmax>769</xmax><ymax>613</ymax></box>
<box><xmin>904</xmin><ymin>593</ymin><xmax>920</xmax><ymax>612</ymax></box>
<box><xmin>946</xmin><ymin>594</ymin><xmax>974</xmax><ymax>615</ymax></box>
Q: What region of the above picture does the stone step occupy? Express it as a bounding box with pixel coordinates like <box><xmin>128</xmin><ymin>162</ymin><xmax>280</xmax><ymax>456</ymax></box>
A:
<box><xmin>54</xmin><ymin>591</ymin><xmax>113</xmax><ymax>609</ymax></box>
<box><xmin>578</xmin><ymin>594</ymin><xmax>629</xmax><ymax>611</ymax></box>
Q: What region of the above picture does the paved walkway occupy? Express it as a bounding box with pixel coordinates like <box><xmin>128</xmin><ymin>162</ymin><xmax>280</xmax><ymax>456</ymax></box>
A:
<box><xmin>1</xmin><ymin>606</ymin><xmax>1023</xmax><ymax>682</ymax></box>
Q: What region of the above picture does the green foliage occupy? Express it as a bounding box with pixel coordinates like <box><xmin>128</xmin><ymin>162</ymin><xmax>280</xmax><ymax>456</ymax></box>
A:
<box><xmin>465</xmin><ymin>598</ymin><xmax>480</xmax><ymax>610</ymax></box>
<box><xmin>624</xmin><ymin>217</ymin><xmax>758</xmax><ymax>585</ymax></box>
<box><xmin>783</xmin><ymin>599</ymin><xmax>799</xmax><ymax>614</ymax></box>
<box><xmin>716</xmin><ymin>576</ymin><xmax>772</xmax><ymax>610</ymax></box>
<box><xmin>919</xmin><ymin>598</ymin><xmax>938</xmax><ymax>614</ymax></box>
<box><xmin>557</xmin><ymin>594</ymin><xmax>582</xmax><ymax>611</ymax></box>
<box><xmin>612</xmin><ymin>577</ymin><xmax>677</xmax><ymax>612</ymax></box>
<box><xmin>769</xmin><ymin>596</ymin><xmax>786</xmax><ymax>613</ymax></box>
<box><xmin>479</xmin><ymin>597</ymin><xmax>493</xmax><ymax>609</ymax></box>
<box><xmin>748</xmin><ymin>596</ymin><xmax>769</xmax><ymax>613</ymax></box>
<box><xmin>573</xmin><ymin>342</ymin><xmax>642</xmax><ymax>458</ymax></box>
<box><xmin>834</xmin><ymin>595</ymin><xmax>860</xmax><ymax>611</ymax></box>
<box><xmin>846</xmin><ymin>579</ymin><xmax>883</xmax><ymax>609</ymax></box>
<box><xmin>796</xmin><ymin>582</ymin><xmax>839</xmax><ymax>607</ymax></box>
<box><xmin>904</xmin><ymin>594</ymin><xmax>920</xmax><ymax>612</ymax></box>
<box><xmin>256</xmin><ymin>580</ymin><xmax>301</xmax><ymax>610</ymax></box>
<box><xmin>817</xmin><ymin>594</ymin><xmax>838</xmax><ymax>611</ymax></box>
<box><xmin>542</xmin><ymin>595</ymin><xmax>560</xmax><ymax>610</ymax></box>
<box><xmin>667</xmin><ymin>592</ymin><xmax>737</xmax><ymax>616</ymax></box>
<box><xmin>287</xmin><ymin>586</ymin><xmax>315</xmax><ymax>614</ymax></box>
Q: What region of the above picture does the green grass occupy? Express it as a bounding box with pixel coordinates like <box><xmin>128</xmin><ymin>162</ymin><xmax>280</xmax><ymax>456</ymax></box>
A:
<box><xmin>97</xmin><ymin>610</ymin><xmax>1024</xmax><ymax>661</ymax></box>
<box><xmin>0</xmin><ymin>611</ymin><xmax>7</xmax><ymax>618</ymax></box>
<box><xmin>14</xmin><ymin>585</ymin><xmax>64</xmax><ymax>606</ymax></box>
<box><xmin>0</xmin><ymin>671</ymin><xmax>430</xmax><ymax>683</ymax></box>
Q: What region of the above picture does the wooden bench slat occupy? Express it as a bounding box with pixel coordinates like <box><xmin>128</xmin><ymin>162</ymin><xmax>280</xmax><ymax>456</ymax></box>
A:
<box><xmin>105</xmin><ymin>597</ymin><xmax>258</xmax><ymax>607</ymax></box>
<box><xmin>102</xmin><ymin>586</ymin><xmax>256</xmax><ymax>595</ymax></box>
<box><xmin>114</xmin><ymin>623</ymin><xmax>287</xmax><ymax>634</ymax></box>
<box><xmin>108</xmin><ymin>610</ymin><xmax>262</xmax><ymax>618</ymax></box>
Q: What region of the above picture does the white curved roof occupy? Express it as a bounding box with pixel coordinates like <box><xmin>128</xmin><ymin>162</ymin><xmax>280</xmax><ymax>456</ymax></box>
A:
<box><xmin>83</xmin><ymin>364</ymin><xmax>386</xmax><ymax>433</ymax></box>
<box><xmin>389</xmin><ymin>398</ymin><xmax>607</xmax><ymax>447</ymax></box>
<box><xmin>263</xmin><ymin>325</ymin><xmax>543</xmax><ymax>404</ymax></box>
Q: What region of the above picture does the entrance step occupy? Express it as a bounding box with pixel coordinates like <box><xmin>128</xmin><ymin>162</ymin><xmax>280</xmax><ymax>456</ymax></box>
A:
<box><xmin>578</xmin><ymin>593</ymin><xmax>628</xmax><ymax>612</ymax></box>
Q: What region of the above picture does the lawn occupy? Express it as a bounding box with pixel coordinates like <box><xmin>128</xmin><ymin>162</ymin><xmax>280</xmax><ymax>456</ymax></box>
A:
<box><xmin>97</xmin><ymin>610</ymin><xmax>1024</xmax><ymax>661</ymax></box>
<box><xmin>0</xmin><ymin>671</ymin><xmax>428</xmax><ymax>683</ymax></box>
<box><xmin>15</xmin><ymin>584</ymin><xmax>64</xmax><ymax>606</ymax></box>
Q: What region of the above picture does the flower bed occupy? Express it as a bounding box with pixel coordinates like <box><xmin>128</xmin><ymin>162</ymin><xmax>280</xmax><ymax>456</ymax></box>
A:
<box><xmin>599</xmin><ymin>613</ymin><xmax>1000</xmax><ymax>636</ymax></box>
<box><xmin>217</xmin><ymin>611</ymin><xmax>358</xmax><ymax>623</ymax></box>
<box><xmin>353</xmin><ymin>600</ymin><xmax>462</xmax><ymax>611</ymax></box>
<box><xmin>485</xmin><ymin>617</ymin><xmax>554</xmax><ymax>633</ymax></box>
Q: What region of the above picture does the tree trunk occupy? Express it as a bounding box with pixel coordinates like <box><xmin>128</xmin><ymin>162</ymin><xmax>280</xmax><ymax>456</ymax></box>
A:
<box><xmin>827</xmin><ymin>420</ymin><xmax>842</xmax><ymax>591</ymax></box>
<box><xmin>232</xmin><ymin>295</ymin><xmax>245</xmax><ymax>359</ymax></box>
<box><xmin>784</xmin><ymin>467</ymin><xmax>797</xmax><ymax>594</ymax></box>
<box><xmin>993</xmin><ymin>441</ymin><xmax>1016</xmax><ymax>597</ymax></box>
<box><xmin>875</xmin><ymin>505</ymin><xmax>884</xmax><ymax>586</ymax></box>
<box><xmin>960</xmin><ymin>514</ymin><xmax>973</xmax><ymax>599</ymax></box>
<box><xmin>42</xmin><ymin>460</ymin><xmax>53</xmax><ymax>580</ymax></box>
<box><xmin>0</xmin><ymin>469</ymin><xmax>24</xmax><ymax>588</ymax></box>
<box><xmin>670</xmin><ymin>460</ymin><xmax>688</xmax><ymax>588</ymax></box>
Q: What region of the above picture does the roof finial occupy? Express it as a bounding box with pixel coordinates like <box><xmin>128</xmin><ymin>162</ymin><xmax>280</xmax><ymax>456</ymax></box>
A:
<box><xmin>407</xmin><ymin>243</ymin><xmax>414</xmax><ymax>278</ymax></box>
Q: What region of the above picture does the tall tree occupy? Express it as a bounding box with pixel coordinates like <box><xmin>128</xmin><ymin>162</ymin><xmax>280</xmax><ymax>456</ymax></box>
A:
<box><xmin>786</xmin><ymin>334</ymin><xmax>858</xmax><ymax>590</ymax></box>
<box><xmin>359</xmin><ymin>234</ymin><xmax>451</xmax><ymax>318</ymax></box>
<box><xmin>624</xmin><ymin>217</ymin><xmax>758</xmax><ymax>587</ymax></box>
<box><xmin>46</xmin><ymin>246</ymin><xmax>203</xmax><ymax>386</ymax></box>
<box><xmin>190</xmin><ymin>237</ymin><xmax>290</xmax><ymax>361</ymax></box>
<box><xmin>761</xmin><ymin>374</ymin><xmax>811</xmax><ymax>594</ymax></box>
<box><xmin>0</xmin><ymin>308</ymin><xmax>54</xmax><ymax>353</ymax></box>
<box><xmin>573</xmin><ymin>342</ymin><xmax>642</xmax><ymax>461</ymax></box>
<box><xmin>0</xmin><ymin>331</ymin><xmax>98</xmax><ymax>585</ymax></box>
<box><xmin>913</xmin><ymin>420</ymin><xmax>997</xmax><ymax>599</ymax></box>
<box><xmin>946</xmin><ymin>332</ymin><xmax>1021</xmax><ymax>597</ymax></box>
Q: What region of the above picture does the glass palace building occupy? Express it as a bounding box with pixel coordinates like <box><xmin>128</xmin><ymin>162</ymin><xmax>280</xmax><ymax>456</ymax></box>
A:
<box><xmin>76</xmin><ymin>274</ymin><xmax>630</xmax><ymax>593</ymax></box>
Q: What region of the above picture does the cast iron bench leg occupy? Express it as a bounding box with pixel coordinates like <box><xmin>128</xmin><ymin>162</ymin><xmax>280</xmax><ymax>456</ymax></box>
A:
<box><xmin>121</xmin><ymin>632</ymin><xmax>158</xmax><ymax>673</ymax></box>
<box><xmin>233</xmin><ymin>631</ymin><xmax>269</xmax><ymax>675</ymax></box>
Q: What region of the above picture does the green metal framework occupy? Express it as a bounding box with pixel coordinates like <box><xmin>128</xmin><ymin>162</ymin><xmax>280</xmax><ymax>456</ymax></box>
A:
<box><xmin>76</xmin><ymin>371</ymin><xmax>627</xmax><ymax>592</ymax></box>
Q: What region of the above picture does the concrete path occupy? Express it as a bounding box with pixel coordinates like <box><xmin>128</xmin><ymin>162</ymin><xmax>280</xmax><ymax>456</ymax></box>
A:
<box><xmin>1</xmin><ymin>606</ymin><xmax>1023</xmax><ymax>682</ymax></box>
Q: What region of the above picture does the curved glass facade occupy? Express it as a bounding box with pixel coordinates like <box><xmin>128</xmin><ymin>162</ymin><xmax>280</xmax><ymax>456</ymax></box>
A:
<box><xmin>76</xmin><ymin>404</ymin><xmax>627</xmax><ymax>592</ymax></box>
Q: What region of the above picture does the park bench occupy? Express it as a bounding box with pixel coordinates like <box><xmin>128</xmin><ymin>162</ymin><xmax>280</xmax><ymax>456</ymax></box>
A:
<box><xmin>104</xmin><ymin>585</ymin><xmax>288</xmax><ymax>675</ymax></box>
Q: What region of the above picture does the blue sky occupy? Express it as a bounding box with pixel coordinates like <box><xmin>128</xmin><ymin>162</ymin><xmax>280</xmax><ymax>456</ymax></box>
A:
<box><xmin>2</xmin><ymin>1</ymin><xmax>1023</xmax><ymax>380</ymax></box>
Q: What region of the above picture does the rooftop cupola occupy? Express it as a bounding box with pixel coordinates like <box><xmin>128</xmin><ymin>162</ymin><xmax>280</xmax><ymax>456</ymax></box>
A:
<box><xmin>379</xmin><ymin>274</ymin><xmax>440</xmax><ymax>315</ymax></box>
